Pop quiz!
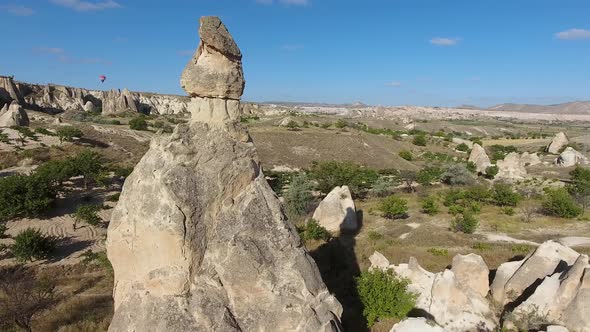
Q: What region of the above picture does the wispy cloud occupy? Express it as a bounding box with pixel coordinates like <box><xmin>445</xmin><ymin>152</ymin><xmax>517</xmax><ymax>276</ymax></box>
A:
<box><xmin>50</xmin><ymin>0</ymin><xmax>122</xmax><ymax>12</ymax></box>
<box><xmin>177</xmin><ymin>50</ymin><xmax>194</xmax><ymax>57</ymax></box>
<box><xmin>430</xmin><ymin>37</ymin><xmax>460</xmax><ymax>46</ymax></box>
<box><xmin>256</xmin><ymin>0</ymin><xmax>310</xmax><ymax>6</ymax></box>
<box><xmin>555</xmin><ymin>28</ymin><xmax>590</xmax><ymax>40</ymax></box>
<box><xmin>385</xmin><ymin>81</ymin><xmax>402</xmax><ymax>87</ymax></box>
<box><xmin>34</xmin><ymin>47</ymin><xmax>111</xmax><ymax>65</ymax></box>
<box><xmin>0</xmin><ymin>5</ymin><xmax>35</xmax><ymax>16</ymax></box>
<box><xmin>281</xmin><ymin>44</ymin><xmax>304</xmax><ymax>51</ymax></box>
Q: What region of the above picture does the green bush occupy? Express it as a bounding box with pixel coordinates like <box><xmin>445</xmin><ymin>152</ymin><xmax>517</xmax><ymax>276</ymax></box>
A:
<box><xmin>542</xmin><ymin>188</ymin><xmax>582</xmax><ymax>218</ymax></box>
<box><xmin>465</xmin><ymin>185</ymin><xmax>491</xmax><ymax>202</ymax></box>
<box><xmin>502</xmin><ymin>207</ymin><xmax>515</xmax><ymax>216</ymax></box>
<box><xmin>356</xmin><ymin>269</ymin><xmax>417</xmax><ymax>326</ymax></box>
<box><xmin>567</xmin><ymin>166</ymin><xmax>590</xmax><ymax>213</ymax></box>
<box><xmin>456</xmin><ymin>143</ymin><xmax>470</xmax><ymax>152</ymax></box>
<box><xmin>34</xmin><ymin>127</ymin><xmax>56</xmax><ymax>136</ymax></box>
<box><xmin>440</xmin><ymin>164</ymin><xmax>475</xmax><ymax>186</ymax></box>
<box><xmin>491</xmin><ymin>183</ymin><xmax>521</xmax><ymax>207</ymax></box>
<box><xmin>310</xmin><ymin>161</ymin><xmax>378</xmax><ymax>196</ymax></box>
<box><xmin>379</xmin><ymin>195</ymin><xmax>408</xmax><ymax>219</ymax></box>
<box><xmin>427</xmin><ymin>248</ymin><xmax>448</xmax><ymax>256</ymax></box>
<box><xmin>412</xmin><ymin>134</ymin><xmax>427</xmax><ymax>147</ymax></box>
<box><xmin>298</xmin><ymin>219</ymin><xmax>330</xmax><ymax>241</ymax></box>
<box><xmin>485</xmin><ymin>165</ymin><xmax>499</xmax><ymax>179</ymax></box>
<box><xmin>0</xmin><ymin>224</ymin><xmax>7</xmax><ymax>238</ymax></box>
<box><xmin>56</xmin><ymin>126</ymin><xmax>83</xmax><ymax>144</ymax></box>
<box><xmin>371</xmin><ymin>176</ymin><xmax>396</xmax><ymax>197</ymax></box>
<box><xmin>451</xmin><ymin>212</ymin><xmax>479</xmax><ymax>234</ymax></box>
<box><xmin>69</xmin><ymin>149</ymin><xmax>104</xmax><ymax>189</ymax></box>
<box><xmin>421</xmin><ymin>196</ymin><xmax>439</xmax><ymax>215</ymax></box>
<box><xmin>416</xmin><ymin>167</ymin><xmax>443</xmax><ymax>186</ymax></box>
<box><xmin>74</xmin><ymin>204</ymin><xmax>102</xmax><ymax>229</ymax></box>
<box><xmin>129</xmin><ymin>116</ymin><xmax>148</xmax><ymax>131</ymax></box>
<box><xmin>334</xmin><ymin>119</ymin><xmax>348</xmax><ymax>129</ymax></box>
<box><xmin>466</xmin><ymin>161</ymin><xmax>477</xmax><ymax>173</ymax></box>
<box><xmin>283</xmin><ymin>173</ymin><xmax>314</xmax><ymax>219</ymax></box>
<box><xmin>106</xmin><ymin>193</ymin><xmax>120</xmax><ymax>202</ymax></box>
<box><xmin>0</xmin><ymin>174</ymin><xmax>56</xmax><ymax>222</ymax></box>
<box><xmin>399</xmin><ymin>150</ymin><xmax>413</xmax><ymax>161</ymax></box>
<box><xmin>10</xmin><ymin>228</ymin><xmax>54</xmax><ymax>262</ymax></box>
<box><xmin>488</xmin><ymin>145</ymin><xmax>518</xmax><ymax>162</ymax></box>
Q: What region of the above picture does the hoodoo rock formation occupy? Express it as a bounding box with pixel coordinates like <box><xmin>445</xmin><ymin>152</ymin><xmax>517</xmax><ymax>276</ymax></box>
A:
<box><xmin>106</xmin><ymin>16</ymin><xmax>342</xmax><ymax>332</ymax></box>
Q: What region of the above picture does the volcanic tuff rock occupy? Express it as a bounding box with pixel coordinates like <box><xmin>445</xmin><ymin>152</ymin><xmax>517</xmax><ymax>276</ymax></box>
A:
<box><xmin>106</xmin><ymin>16</ymin><xmax>342</xmax><ymax>332</ymax></box>
<box><xmin>389</xmin><ymin>318</ymin><xmax>445</xmax><ymax>332</ymax></box>
<box><xmin>312</xmin><ymin>186</ymin><xmax>357</xmax><ymax>233</ymax></box>
<box><xmin>468</xmin><ymin>143</ymin><xmax>491</xmax><ymax>173</ymax></box>
<box><xmin>0</xmin><ymin>76</ymin><xmax>24</xmax><ymax>104</ymax></box>
<box><xmin>180</xmin><ymin>17</ymin><xmax>245</xmax><ymax>100</ymax></box>
<box><xmin>555</xmin><ymin>147</ymin><xmax>589</xmax><ymax>167</ymax></box>
<box><xmin>496</xmin><ymin>152</ymin><xmax>528</xmax><ymax>180</ymax></box>
<box><xmin>0</xmin><ymin>101</ymin><xmax>29</xmax><ymax>127</ymax></box>
<box><xmin>547</xmin><ymin>132</ymin><xmax>569</xmax><ymax>154</ymax></box>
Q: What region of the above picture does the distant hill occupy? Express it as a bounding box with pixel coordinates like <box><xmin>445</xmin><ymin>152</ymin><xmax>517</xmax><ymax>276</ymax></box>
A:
<box><xmin>488</xmin><ymin>101</ymin><xmax>590</xmax><ymax>115</ymax></box>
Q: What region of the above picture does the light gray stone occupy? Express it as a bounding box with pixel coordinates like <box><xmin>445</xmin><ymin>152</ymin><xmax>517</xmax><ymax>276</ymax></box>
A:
<box><xmin>555</xmin><ymin>147</ymin><xmax>589</xmax><ymax>167</ymax></box>
<box><xmin>0</xmin><ymin>101</ymin><xmax>29</xmax><ymax>127</ymax></box>
<box><xmin>312</xmin><ymin>186</ymin><xmax>357</xmax><ymax>233</ymax></box>
<box><xmin>451</xmin><ymin>253</ymin><xmax>490</xmax><ymax>297</ymax></box>
<box><xmin>547</xmin><ymin>132</ymin><xmax>569</xmax><ymax>154</ymax></box>
<box><xmin>468</xmin><ymin>143</ymin><xmax>491</xmax><ymax>173</ymax></box>
<box><xmin>389</xmin><ymin>318</ymin><xmax>446</xmax><ymax>332</ymax></box>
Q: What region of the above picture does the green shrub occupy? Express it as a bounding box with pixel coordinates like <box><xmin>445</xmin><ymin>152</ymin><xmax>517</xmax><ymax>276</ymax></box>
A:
<box><xmin>283</xmin><ymin>173</ymin><xmax>314</xmax><ymax>219</ymax></box>
<box><xmin>466</xmin><ymin>161</ymin><xmax>477</xmax><ymax>173</ymax></box>
<box><xmin>412</xmin><ymin>134</ymin><xmax>427</xmax><ymax>147</ymax></box>
<box><xmin>379</xmin><ymin>195</ymin><xmax>408</xmax><ymax>219</ymax></box>
<box><xmin>567</xmin><ymin>166</ymin><xmax>590</xmax><ymax>213</ymax></box>
<box><xmin>491</xmin><ymin>183</ymin><xmax>522</xmax><ymax>207</ymax></box>
<box><xmin>472</xmin><ymin>242</ymin><xmax>492</xmax><ymax>251</ymax></box>
<box><xmin>456</xmin><ymin>143</ymin><xmax>470</xmax><ymax>152</ymax></box>
<box><xmin>74</xmin><ymin>204</ymin><xmax>102</xmax><ymax>229</ymax></box>
<box><xmin>106</xmin><ymin>193</ymin><xmax>120</xmax><ymax>202</ymax></box>
<box><xmin>334</xmin><ymin>119</ymin><xmax>348</xmax><ymax>129</ymax></box>
<box><xmin>0</xmin><ymin>174</ymin><xmax>56</xmax><ymax>222</ymax></box>
<box><xmin>441</xmin><ymin>164</ymin><xmax>475</xmax><ymax>186</ymax></box>
<box><xmin>427</xmin><ymin>248</ymin><xmax>448</xmax><ymax>256</ymax></box>
<box><xmin>129</xmin><ymin>116</ymin><xmax>148</xmax><ymax>131</ymax></box>
<box><xmin>485</xmin><ymin>165</ymin><xmax>499</xmax><ymax>179</ymax></box>
<box><xmin>356</xmin><ymin>269</ymin><xmax>417</xmax><ymax>326</ymax></box>
<box><xmin>298</xmin><ymin>219</ymin><xmax>330</xmax><ymax>241</ymax></box>
<box><xmin>81</xmin><ymin>250</ymin><xmax>113</xmax><ymax>274</ymax></box>
<box><xmin>56</xmin><ymin>126</ymin><xmax>83</xmax><ymax>144</ymax></box>
<box><xmin>371</xmin><ymin>176</ymin><xmax>396</xmax><ymax>197</ymax></box>
<box><xmin>0</xmin><ymin>224</ymin><xmax>7</xmax><ymax>239</ymax></box>
<box><xmin>399</xmin><ymin>150</ymin><xmax>413</xmax><ymax>161</ymax></box>
<box><xmin>443</xmin><ymin>188</ymin><xmax>468</xmax><ymax>207</ymax></box>
<box><xmin>465</xmin><ymin>185</ymin><xmax>491</xmax><ymax>202</ymax></box>
<box><xmin>488</xmin><ymin>145</ymin><xmax>518</xmax><ymax>162</ymax></box>
<box><xmin>310</xmin><ymin>161</ymin><xmax>378</xmax><ymax>195</ymax></box>
<box><xmin>451</xmin><ymin>212</ymin><xmax>479</xmax><ymax>234</ymax></box>
<box><xmin>10</xmin><ymin>228</ymin><xmax>54</xmax><ymax>262</ymax></box>
<box><xmin>416</xmin><ymin>167</ymin><xmax>443</xmax><ymax>186</ymax></box>
<box><xmin>34</xmin><ymin>127</ymin><xmax>55</xmax><ymax>136</ymax></box>
<box><xmin>421</xmin><ymin>196</ymin><xmax>439</xmax><ymax>215</ymax></box>
<box><xmin>502</xmin><ymin>207</ymin><xmax>515</xmax><ymax>216</ymax></box>
<box><xmin>368</xmin><ymin>230</ymin><xmax>384</xmax><ymax>241</ymax></box>
<box><xmin>542</xmin><ymin>188</ymin><xmax>582</xmax><ymax>218</ymax></box>
<box><xmin>69</xmin><ymin>149</ymin><xmax>104</xmax><ymax>189</ymax></box>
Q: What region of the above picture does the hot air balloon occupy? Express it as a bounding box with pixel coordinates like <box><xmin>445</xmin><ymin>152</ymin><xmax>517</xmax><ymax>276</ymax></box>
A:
<box><xmin>99</xmin><ymin>75</ymin><xmax>106</xmax><ymax>83</ymax></box>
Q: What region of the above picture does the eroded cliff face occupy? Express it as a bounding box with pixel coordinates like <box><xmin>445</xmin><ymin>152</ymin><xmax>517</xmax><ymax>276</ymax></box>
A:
<box><xmin>0</xmin><ymin>75</ymin><xmax>189</xmax><ymax>115</ymax></box>
<box><xmin>106</xmin><ymin>16</ymin><xmax>342</xmax><ymax>332</ymax></box>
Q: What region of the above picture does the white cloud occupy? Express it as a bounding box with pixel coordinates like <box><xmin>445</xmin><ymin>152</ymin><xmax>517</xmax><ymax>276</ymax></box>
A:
<box><xmin>430</xmin><ymin>37</ymin><xmax>460</xmax><ymax>46</ymax></box>
<box><xmin>0</xmin><ymin>5</ymin><xmax>35</xmax><ymax>16</ymax></box>
<box><xmin>256</xmin><ymin>0</ymin><xmax>310</xmax><ymax>6</ymax></box>
<box><xmin>385</xmin><ymin>81</ymin><xmax>402</xmax><ymax>87</ymax></box>
<box><xmin>555</xmin><ymin>28</ymin><xmax>590</xmax><ymax>40</ymax></box>
<box><xmin>50</xmin><ymin>0</ymin><xmax>122</xmax><ymax>12</ymax></box>
<box><xmin>281</xmin><ymin>44</ymin><xmax>304</xmax><ymax>51</ymax></box>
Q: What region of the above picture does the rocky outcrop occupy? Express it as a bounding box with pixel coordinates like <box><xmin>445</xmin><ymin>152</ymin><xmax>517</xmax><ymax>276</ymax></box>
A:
<box><xmin>138</xmin><ymin>94</ymin><xmax>189</xmax><ymax>115</ymax></box>
<box><xmin>555</xmin><ymin>147</ymin><xmax>589</xmax><ymax>167</ymax></box>
<box><xmin>468</xmin><ymin>143</ymin><xmax>491</xmax><ymax>173</ymax></box>
<box><xmin>496</xmin><ymin>152</ymin><xmax>528</xmax><ymax>180</ymax></box>
<box><xmin>106</xmin><ymin>16</ymin><xmax>342</xmax><ymax>332</ymax></box>
<box><xmin>451</xmin><ymin>254</ymin><xmax>489</xmax><ymax>297</ymax></box>
<box><xmin>369</xmin><ymin>253</ymin><xmax>496</xmax><ymax>331</ymax></box>
<box><xmin>389</xmin><ymin>318</ymin><xmax>445</xmax><ymax>332</ymax></box>
<box><xmin>83</xmin><ymin>101</ymin><xmax>96</xmax><ymax>113</ymax></box>
<box><xmin>0</xmin><ymin>101</ymin><xmax>29</xmax><ymax>127</ymax></box>
<box><xmin>180</xmin><ymin>17</ymin><xmax>245</xmax><ymax>100</ymax></box>
<box><xmin>0</xmin><ymin>76</ymin><xmax>24</xmax><ymax>105</ymax></box>
<box><xmin>519</xmin><ymin>151</ymin><xmax>542</xmax><ymax>167</ymax></box>
<box><xmin>312</xmin><ymin>186</ymin><xmax>357</xmax><ymax>233</ymax></box>
<box><xmin>101</xmin><ymin>89</ymin><xmax>140</xmax><ymax>115</ymax></box>
<box><xmin>547</xmin><ymin>132</ymin><xmax>569</xmax><ymax>154</ymax></box>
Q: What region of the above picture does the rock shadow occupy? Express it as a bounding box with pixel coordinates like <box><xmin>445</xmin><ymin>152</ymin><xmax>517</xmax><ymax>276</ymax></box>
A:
<box><xmin>48</xmin><ymin>237</ymin><xmax>93</xmax><ymax>263</ymax></box>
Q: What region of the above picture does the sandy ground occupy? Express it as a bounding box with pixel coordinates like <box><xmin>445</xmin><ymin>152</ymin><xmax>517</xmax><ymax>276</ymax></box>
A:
<box><xmin>0</xmin><ymin>127</ymin><xmax>62</xmax><ymax>152</ymax></box>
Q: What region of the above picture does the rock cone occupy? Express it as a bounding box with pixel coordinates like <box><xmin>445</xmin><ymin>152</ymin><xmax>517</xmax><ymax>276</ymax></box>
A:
<box><xmin>107</xmin><ymin>16</ymin><xmax>342</xmax><ymax>332</ymax></box>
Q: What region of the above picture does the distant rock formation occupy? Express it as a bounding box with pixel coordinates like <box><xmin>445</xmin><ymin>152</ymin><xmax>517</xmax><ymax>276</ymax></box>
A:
<box><xmin>547</xmin><ymin>132</ymin><xmax>569</xmax><ymax>154</ymax></box>
<box><xmin>101</xmin><ymin>89</ymin><xmax>140</xmax><ymax>115</ymax></box>
<box><xmin>468</xmin><ymin>143</ymin><xmax>491</xmax><ymax>173</ymax></box>
<box><xmin>106</xmin><ymin>16</ymin><xmax>342</xmax><ymax>332</ymax></box>
<box><xmin>0</xmin><ymin>101</ymin><xmax>29</xmax><ymax>127</ymax></box>
<box><xmin>0</xmin><ymin>76</ymin><xmax>24</xmax><ymax>105</ymax></box>
<box><xmin>496</xmin><ymin>152</ymin><xmax>528</xmax><ymax>180</ymax></box>
<box><xmin>312</xmin><ymin>186</ymin><xmax>357</xmax><ymax>233</ymax></box>
<box><xmin>555</xmin><ymin>147</ymin><xmax>590</xmax><ymax>167</ymax></box>
<box><xmin>372</xmin><ymin>240</ymin><xmax>589</xmax><ymax>332</ymax></box>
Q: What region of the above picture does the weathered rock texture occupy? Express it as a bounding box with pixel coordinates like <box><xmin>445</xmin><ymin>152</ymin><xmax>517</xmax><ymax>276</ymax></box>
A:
<box><xmin>106</xmin><ymin>16</ymin><xmax>342</xmax><ymax>332</ymax></box>
<box><xmin>555</xmin><ymin>147</ymin><xmax>589</xmax><ymax>167</ymax></box>
<box><xmin>0</xmin><ymin>101</ymin><xmax>29</xmax><ymax>127</ymax></box>
<box><xmin>389</xmin><ymin>318</ymin><xmax>445</xmax><ymax>332</ymax></box>
<box><xmin>180</xmin><ymin>17</ymin><xmax>245</xmax><ymax>99</ymax></box>
<box><xmin>371</xmin><ymin>240</ymin><xmax>590</xmax><ymax>332</ymax></box>
<box><xmin>312</xmin><ymin>186</ymin><xmax>357</xmax><ymax>233</ymax></box>
<box><xmin>547</xmin><ymin>132</ymin><xmax>569</xmax><ymax>154</ymax></box>
<box><xmin>468</xmin><ymin>143</ymin><xmax>491</xmax><ymax>173</ymax></box>
<box><xmin>496</xmin><ymin>152</ymin><xmax>528</xmax><ymax>180</ymax></box>
<box><xmin>101</xmin><ymin>89</ymin><xmax>140</xmax><ymax>115</ymax></box>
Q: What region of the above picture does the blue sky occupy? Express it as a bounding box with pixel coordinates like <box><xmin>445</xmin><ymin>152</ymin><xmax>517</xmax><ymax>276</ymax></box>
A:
<box><xmin>1</xmin><ymin>0</ymin><xmax>590</xmax><ymax>107</ymax></box>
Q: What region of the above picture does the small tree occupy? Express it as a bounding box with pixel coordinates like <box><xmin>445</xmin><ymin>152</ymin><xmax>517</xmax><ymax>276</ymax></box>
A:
<box><xmin>567</xmin><ymin>166</ymin><xmax>590</xmax><ymax>214</ymax></box>
<box><xmin>456</xmin><ymin>143</ymin><xmax>470</xmax><ymax>152</ymax></box>
<box><xmin>412</xmin><ymin>134</ymin><xmax>427</xmax><ymax>147</ymax></box>
<box><xmin>440</xmin><ymin>164</ymin><xmax>475</xmax><ymax>186</ymax></box>
<box><xmin>286</xmin><ymin>120</ymin><xmax>301</xmax><ymax>131</ymax></box>
<box><xmin>399</xmin><ymin>170</ymin><xmax>417</xmax><ymax>193</ymax></box>
<box><xmin>485</xmin><ymin>165</ymin><xmax>499</xmax><ymax>179</ymax></box>
<box><xmin>491</xmin><ymin>183</ymin><xmax>522</xmax><ymax>207</ymax></box>
<box><xmin>309</xmin><ymin>161</ymin><xmax>378</xmax><ymax>196</ymax></box>
<box><xmin>421</xmin><ymin>196</ymin><xmax>439</xmax><ymax>215</ymax></box>
<box><xmin>283</xmin><ymin>173</ymin><xmax>314</xmax><ymax>220</ymax></box>
<box><xmin>73</xmin><ymin>204</ymin><xmax>102</xmax><ymax>230</ymax></box>
<box><xmin>129</xmin><ymin>116</ymin><xmax>148</xmax><ymax>131</ymax></box>
<box><xmin>399</xmin><ymin>150</ymin><xmax>413</xmax><ymax>161</ymax></box>
<box><xmin>451</xmin><ymin>212</ymin><xmax>479</xmax><ymax>234</ymax></box>
<box><xmin>0</xmin><ymin>266</ymin><xmax>57</xmax><ymax>332</ymax></box>
<box><xmin>56</xmin><ymin>126</ymin><xmax>83</xmax><ymax>144</ymax></box>
<box><xmin>542</xmin><ymin>188</ymin><xmax>582</xmax><ymax>218</ymax></box>
<box><xmin>298</xmin><ymin>219</ymin><xmax>331</xmax><ymax>241</ymax></box>
<box><xmin>379</xmin><ymin>195</ymin><xmax>408</xmax><ymax>219</ymax></box>
<box><xmin>70</xmin><ymin>149</ymin><xmax>104</xmax><ymax>189</ymax></box>
<box><xmin>519</xmin><ymin>202</ymin><xmax>538</xmax><ymax>223</ymax></box>
<box><xmin>10</xmin><ymin>228</ymin><xmax>55</xmax><ymax>262</ymax></box>
<box><xmin>416</xmin><ymin>167</ymin><xmax>443</xmax><ymax>186</ymax></box>
<box><xmin>334</xmin><ymin>119</ymin><xmax>348</xmax><ymax>129</ymax></box>
<box><xmin>356</xmin><ymin>269</ymin><xmax>417</xmax><ymax>327</ymax></box>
